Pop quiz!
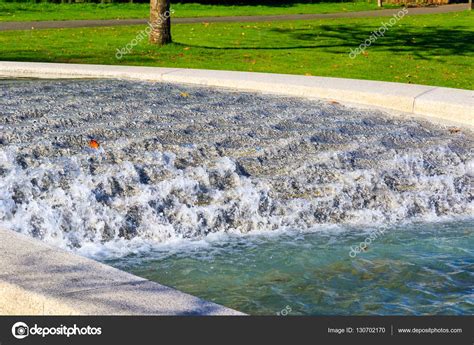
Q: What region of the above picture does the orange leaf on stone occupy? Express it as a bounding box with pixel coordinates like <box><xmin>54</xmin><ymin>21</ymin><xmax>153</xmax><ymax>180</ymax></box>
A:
<box><xmin>89</xmin><ymin>139</ymin><xmax>100</xmax><ymax>149</ymax></box>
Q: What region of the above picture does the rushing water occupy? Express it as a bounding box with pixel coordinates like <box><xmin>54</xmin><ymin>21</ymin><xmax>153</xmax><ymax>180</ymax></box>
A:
<box><xmin>0</xmin><ymin>79</ymin><xmax>473</xmax><ymax>315</ymax></box>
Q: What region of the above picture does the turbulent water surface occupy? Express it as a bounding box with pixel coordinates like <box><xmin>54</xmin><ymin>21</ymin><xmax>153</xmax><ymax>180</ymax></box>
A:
<box><xmin>1</xmin><ymin>79</ymin><xmax>472</xmax><ymax>255</ymax></box>
<box><xmin>0</xmin><ymin>79</ymin><xmax>473</xmax><ymax>314</ymax></box>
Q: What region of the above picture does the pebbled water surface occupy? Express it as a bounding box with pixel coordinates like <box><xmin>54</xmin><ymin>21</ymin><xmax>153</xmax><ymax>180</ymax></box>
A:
<box><xmin>1</xmin><ymin>78</ymin><xmax>472</xmax><ymax>257</ymax></box>
<box><xmin>0</xmin><ymin>79</ymin><xmax>472</xmax><ymax>314</ymax></box>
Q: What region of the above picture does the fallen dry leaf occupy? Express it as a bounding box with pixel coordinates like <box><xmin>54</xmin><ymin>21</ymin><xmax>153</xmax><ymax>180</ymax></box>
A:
<box><xmin>89</xmin><ymin>139</ymin><xmax>100</xmax><ymax>149</ymax></box>
<box><xmin>448</xmin><ymin>127</ymin><xmax>461</xmax><ymax>134</ymax></box>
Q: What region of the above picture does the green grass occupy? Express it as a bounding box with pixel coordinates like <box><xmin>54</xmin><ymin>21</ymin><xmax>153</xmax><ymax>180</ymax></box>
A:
<box><xmin>0</xmin><ymin>1</ymin><xmax>399</xmax><ymax>22</ymax></box>
<box><xmin>0</xmin><ymin>11</ymin><xmax>472</xmax><ymax>89</ymax></box>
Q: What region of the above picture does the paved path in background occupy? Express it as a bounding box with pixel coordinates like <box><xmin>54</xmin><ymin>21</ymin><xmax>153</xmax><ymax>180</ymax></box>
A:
<box><xmin>0</xmin><ymin>4</ymin><xmax>468</xmax><ymax>31</ymax></box>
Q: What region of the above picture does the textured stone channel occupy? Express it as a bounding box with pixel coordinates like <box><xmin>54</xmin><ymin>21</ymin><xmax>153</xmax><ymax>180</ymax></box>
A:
<box><xmin>0</xmin><ymin>79</ymin><xmax>472</xmax><ymax>255</ymax></box>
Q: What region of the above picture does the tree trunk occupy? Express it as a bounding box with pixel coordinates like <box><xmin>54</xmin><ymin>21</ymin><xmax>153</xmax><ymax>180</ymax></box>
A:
<box><xmin>377</xmin><ymin>0</ymin><xmax>383</xmax><ymax>7</ymax></box>
<box><xmin>150</xmin><ymin>0</ymin><xmax>172</xmax><ymax>45</ymax></box>
<box><xmin>469</xmin><ymin>0</ymin><xmax>473</xmax><ymax>10</ymax></box>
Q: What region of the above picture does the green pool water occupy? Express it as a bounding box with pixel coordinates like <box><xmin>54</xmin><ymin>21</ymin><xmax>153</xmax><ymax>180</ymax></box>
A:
<box><xmin>106</xmin><ymin>219</ymin><xmax>474</xmax><ymax>315</ymax></box>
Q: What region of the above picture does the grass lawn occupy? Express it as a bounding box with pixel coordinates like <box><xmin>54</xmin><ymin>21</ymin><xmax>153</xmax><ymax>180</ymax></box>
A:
<box><xmin>0</xmin><ymin>11</ymin><xmax>472</xmax><ymax>89</ymax></box>
<box><xmin>0</xmin><ymin>1</ymin><xmax>399</xmax><ymax>22</ymax></box>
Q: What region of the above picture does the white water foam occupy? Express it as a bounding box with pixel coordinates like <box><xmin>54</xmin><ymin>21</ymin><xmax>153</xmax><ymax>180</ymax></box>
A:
<box><xmin>1</xmin><ymin>79</ymin><xmax>472</xmax><ymax>259</ymax></box>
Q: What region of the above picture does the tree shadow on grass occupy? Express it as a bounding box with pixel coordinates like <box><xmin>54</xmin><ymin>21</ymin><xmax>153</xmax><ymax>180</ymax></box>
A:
<box><xmin>174</xmin><ymin>0</ymin><xmax>360</xmax><ymax>5</ymax></box>
<box><xmin>0</xmin><ymin>50</ymin><xmax>98</xmax><ymax>62</ymax></box>
<box><xmin>174</xmin><ymin>24</ymin><xmax>474</xmax><ymax>60</ymax></box>
<box><xmin>280</xmin><ymin>24</ymin><xmax>474</xmax><ymax>59</ymax></box>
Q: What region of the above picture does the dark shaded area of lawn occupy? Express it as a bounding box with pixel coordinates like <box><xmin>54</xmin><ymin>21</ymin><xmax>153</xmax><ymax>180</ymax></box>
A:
<box><xmin>173</xmin><ymin>0</ymin><xmax>360</xmax><ymax>4</ymax></box>
<box><xmin>3</xmin><ymin>0</ymin><xmax>370</xmax><ymax>4</ymax></box>
<box><xmin>270</xmin><ymin>25</ymin><xmax>474</xmax><ymax>59</ymax></box>
<box><xmin>173</xmin><ymin>24</ymin><xmax>474</xmax><ymax>61</ymax></box>
<box><xmin>0</xmin><ymin>1</ymin><xmax>393</xmax><ymax>22</ymax></box>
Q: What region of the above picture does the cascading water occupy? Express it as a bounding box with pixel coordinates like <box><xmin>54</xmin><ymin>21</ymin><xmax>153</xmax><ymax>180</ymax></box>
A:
<box><xmin>1</xmin><ymin>79</ymin><xmax>473</xmax><ymax>259</ymax></box>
